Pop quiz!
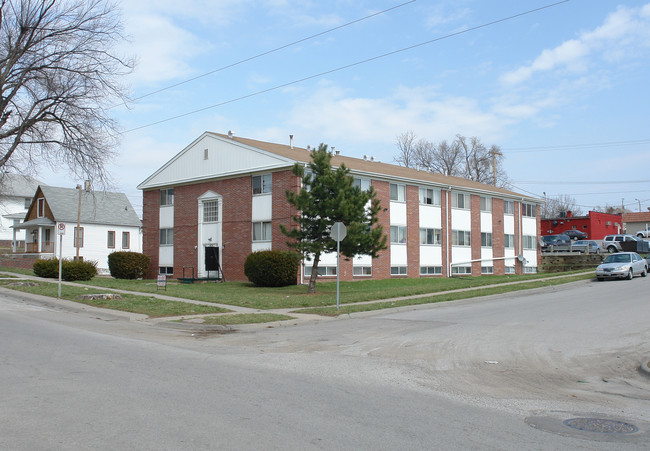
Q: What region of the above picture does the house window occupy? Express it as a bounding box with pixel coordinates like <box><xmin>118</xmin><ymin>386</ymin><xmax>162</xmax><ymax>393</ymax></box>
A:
<box><xmin>480</xmin><ymin>196</ymin><xmax>492</xmax><ymax>212</ymax></box>
<box><xmin>419</xmin><ymin>187</ymin><xmax>441</xmax><ymax>206</ymax></box>
<box><xmin>160</xmin><ymin>188</ymin><xmax>174</xmax><ymax>206</ymax></box>
<box><xmin>522</xmin><ymin>203</ymin><xmax>537</xmax><ymax>217</ymax></box>
<box><xmin>37</xmin><ymin>198</ymin><xmax>45</xmax><ymax>217</ymax></box>
<box><xmin>390</xmin><ymin>266</ymin><xmax>407</xmax><ymax>275</ymax></box>
<box><xmin>24</xmin><ymin>197</ymin><xmax>31</xmax><ymax>209</ymax></box>
<box><xmin>204</xmin><ymin>148</ymin><xmax>209</xmax><ymax>160</ymax></box>
<box><xmin>203</xmin><ymin>200</ymin><xmax>219</xmax><ymax>223</ymax></box>
<box><xmin>390</xmin><ymin>225</ymin><xmax>407</xmax><ymax>244</ymax></box>
<box><xmin>252</xmin><ymin>174</ymin><xmax>272</xmax><ymax>194</ymax></box>
<box><xmin>481</xmin><ymin>232</ymin><xmax>492</xmax><ymax>247</ymax></box>
<box><xmin>353</xmin><ymin>177</ymin><xmax>371</xmax><ymax>191</ymax></box>
<box><xmin>419</xmin><ymin>228</ymin><xmax>441</xmax><ymax>245</ymax></box>
<box><xmin>482</xmin><ymin>266</ymin><xmax>494</xmax><ymax>274</ymax></box>
<box><xmin>451</xmin><ymin>266</ymin><xmax>472</xmax><ymax>275</ymax></box>
<box><xmin>159</xmin><ymin>228</ymin><xmax>173</xmax><ymax>246</ymax></box>
<box><xmin>252</xmin><ymin>221</ymin><xmax>272</xmax><ymax>241</ymax></box>
<box><xmin>505</xmin><ymin>266</ymin><xmax>516</xmax><ymax>274</ymax></box>
<box><xmin>504</xmin><ymin>200</ymin><xmax>514</xmax><ymax>215</ymax></box>
<box><xmin>305</xmin><ymin>266</ymin><xmax>336</xmax><ymax>276</ymax></box>
<box><xmin>389</xmin><ymin>183</ymin><xmax>405</xmax><ymax>202</ymax></box>
<box><xmin>451</xmin><ymin>192</ymin><xmax>469</xmax><ymax>209</ymax></box>
<box><xmin>353</xmin><ymin>266</ymin><xmax>372</xmax><ymax>276</ymax></box>
<box><xmin>452</xmin><ymin>230</ymin><xmax>471</xmax><ymax>246</ymax></box>
<box><xmin>72</xmin><ymin>227</ymin><xmax>84</xmax><ymax>248</ymax></box>
<box><xmin>504</xmin><ymin>234</ymin><xmax>515</xmax><ymax>248</ymax></box>
<box><xmin>420</xmin><ymin>266</ymin><xmax>442</xmax><ymax>275</ymax></box>
<box><xmin>523</xmin><ymin>235</ymin><xmax>536</xmax><ymax>250</ymax></box>
<box><xmin>107</xmin><ymin>231</ymin><xmax>115</xmax><ymax>248</ymax></box>
<box><xmin>122</xmin><ymin>232</ymin><xmax>130</xmax><ymax>249</ymax></box>
<box><xmin>524</xmin><ymin>266</ymin><xmax>537</xmax><ymax>274</ymax></box>
<box><xmin>159</xmin><ymin>266</ymin><xmax>174</xmax><ymax>275</ymax></box>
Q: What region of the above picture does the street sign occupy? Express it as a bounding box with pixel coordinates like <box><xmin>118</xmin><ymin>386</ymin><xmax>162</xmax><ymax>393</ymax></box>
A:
<box><xmin>330</xmin><ymin>222</ymin><xmax>347</xmax><ymax>242</ymax></box>
<box><xmin>57</xmin><ymin>223</ymin><xmax>66</xmax><ymax>235</ymax></box>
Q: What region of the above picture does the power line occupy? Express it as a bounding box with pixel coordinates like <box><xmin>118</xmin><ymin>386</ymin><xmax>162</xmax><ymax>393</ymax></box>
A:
<box><xmin>117</xmin><ymin>0</ymin><xmax>418</xmax><ymax>108</ymax></box>
<box><xmin>511</xmin><ymin>180</ymin><xmax>650</xmax><ymax>185</ymax></box>
<box><xmin>124</xmin><ymin>0</ymin><xmax>570</xmax><ymax>133</ymax></box>
<box><xmin>503</xmin><ymin>138</ymin><xmax>650</xmax><ymax>153</ymax></box>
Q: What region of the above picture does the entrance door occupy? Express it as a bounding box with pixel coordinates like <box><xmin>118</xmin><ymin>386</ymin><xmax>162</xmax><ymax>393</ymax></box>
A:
<box><xmin>205</xmin><ymin>246</ymin><xmax>219</xmax><ymax>270</ymax></box>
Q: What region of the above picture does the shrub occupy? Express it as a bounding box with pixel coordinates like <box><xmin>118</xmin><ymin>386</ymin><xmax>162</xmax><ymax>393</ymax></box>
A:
<box><xmin>33</xmin><ymin>258</ymin><xmax>97</xmax><ymax>281</ymax></box>
<box><xmin>244</xmin><ymin>250</ymin><xmax>301</xmax><ymax>287</ymax></box>
<box><xmin>108</xmin><ymin>251</ymin><xmax>150</xmax><ymax>279</ymax></box>
<box><xmin>33</xmin><ymin>258</ymin><xmax>60</xmax><ymax>278</ymax></box>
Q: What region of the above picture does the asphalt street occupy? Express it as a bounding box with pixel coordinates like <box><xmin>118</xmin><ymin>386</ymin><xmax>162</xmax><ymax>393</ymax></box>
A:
<box><xmin>1</xmin><ymin>277</ymin><xmax>649</xmax><ymax>449</ymax></box>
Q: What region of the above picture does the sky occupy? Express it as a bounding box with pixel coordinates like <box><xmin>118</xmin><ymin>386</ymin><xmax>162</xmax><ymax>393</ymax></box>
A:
<box><xmin>36</xmin><ymin>0</ymin><xmax>650</xmax><ymax>217</ymax></box>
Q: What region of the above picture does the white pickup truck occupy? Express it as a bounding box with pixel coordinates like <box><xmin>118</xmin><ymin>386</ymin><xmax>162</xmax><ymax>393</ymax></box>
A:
<box><xmin>635</xmin><ymin>229</ymin><xmax>650</xmax><ymax>238</ymax></box>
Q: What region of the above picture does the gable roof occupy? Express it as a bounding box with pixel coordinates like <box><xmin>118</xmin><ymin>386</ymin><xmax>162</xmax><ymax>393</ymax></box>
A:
<box><xmin>38</xmin><ymin>186</ymin><xmax>141</xmax><ymax>227</ymax></box>
<box><xmin>140</xmin><ymin>131</ymin><xmax>540</xmax><ymax>202</ymax></box>
<box><xmin>0</xmin><ymin>173</ymin><xmax>42</xmax><ymax>198</ymax></box>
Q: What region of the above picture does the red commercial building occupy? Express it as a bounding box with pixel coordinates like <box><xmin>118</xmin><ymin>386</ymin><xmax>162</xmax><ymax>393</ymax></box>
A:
<box><xmin>541</xmin><ymin>211</ymin><xmax>622</xmax><ymax>240</ymax></box>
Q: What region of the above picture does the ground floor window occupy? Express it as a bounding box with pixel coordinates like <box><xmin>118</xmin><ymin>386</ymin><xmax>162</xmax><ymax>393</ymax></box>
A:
<box><xmin>390</xmin><ymin>266</ymin><xmax>407</xmax><ymax>275</ymax></box>
<box><xmin>159</xmin><ymin>266</ymin><xmax>173</xmax><ymax>275</ymax></box>
<box><xmin>451</xmin><ymin>266</ymin><xmax>472</xmax><ymax>275</ymax></box>
<box><xmin>481</xmin><ymin>266</ymin><xmax>494</xmax><ymax>274</ymax></box>
<box><xmin>304</xmin><ymin>266</ymin><xmax>336</xmax><ymax>276</ymax></box>
<box><xmin>524</xmin><ymin>266</ymin><xmax>537</xmax><ymax>274</ymax></box>
<box><xmin>420</xmin><ymin>266</ymin><xmax>442</xmax><ymax>275</ymax></box>
<box><xmin>505</xmin><ymin>266</ymin><xmax>516</xmax><ymax>274</ymax></box>
<box><xmin>353</xmin><ymin>266</ymin><xmax>372</xmax><ymax>276</ymax></box>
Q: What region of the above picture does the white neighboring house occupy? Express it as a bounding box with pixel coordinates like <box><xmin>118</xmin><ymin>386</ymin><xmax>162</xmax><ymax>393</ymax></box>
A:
<box><xmin>14</xmin><ymin>185</ymin><xmax>142</xmax><ymax>274</ymax></box>
<box><xmin>0</xmin><ymin>174</ymin><xmax>42</xmax><ymax>251</ymax></box>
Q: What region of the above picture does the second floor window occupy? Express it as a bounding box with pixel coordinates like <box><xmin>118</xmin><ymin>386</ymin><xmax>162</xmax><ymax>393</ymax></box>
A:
<box><xmin>203</xmin><ymin>200</ymin><xmax>219</xmax><ymax>222</ymax></box>
<box><xmin>420</xmin><ymin>228</ymin><xmax>441</xmax><ymax>245</ymax></box>
<box><xmin>390</xmin><ymin>225</ymin><xmax>407</xmax><ymax>244</ymax></box>
<box><xmin>481</xmin><ymin>232</ymin><xmax>492</xmax><ymax>247</ymax></box>
<box><xmin>523</xmin><ymin>235</ymin><xmax>537</xmax><ymax>249</ymax></box>
<box><xmin>504</xmin><ymin>234</ymin><xmax>515</xmax><ymax>248</ymax></box>
<box><xmin>159</xmin><ymin>228</ymin><xmax>173</xmax><ymax>246</ymax></box>
<box><xmin>252</xmin><ymin>174</ymin><xmax>272</xmax><ymax>194</ymax></box>
<box><xmin>452</xmin><ymin>230</ymin><xmax>471</xmax><ymax>246</ymax></box>
<box><xmin>252</xmin><ymin>221</ymin><xmax>272</xmax><ymax>241</ymax></box>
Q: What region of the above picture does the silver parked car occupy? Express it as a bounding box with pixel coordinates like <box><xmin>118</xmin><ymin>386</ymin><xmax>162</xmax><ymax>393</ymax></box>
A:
<box><xmin>571</xmin><ymin>240</ymin><xmax>603</xmax><ymax>254</ymax></box>
<box><xmin>596</xmin><ymin>252</ymin><xmax>648</xmax><ymax>280</ymax></box>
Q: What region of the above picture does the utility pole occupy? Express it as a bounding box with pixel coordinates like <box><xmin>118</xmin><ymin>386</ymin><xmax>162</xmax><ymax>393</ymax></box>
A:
<box><xmin>76</xmin><ymin>184</ymin><xmax>82</xmax><ymax>261</ymax></box>
<box><xmin>490</xmin><ymin>147</ymin><xmax>502</xmax><ymax>186</ymax></box>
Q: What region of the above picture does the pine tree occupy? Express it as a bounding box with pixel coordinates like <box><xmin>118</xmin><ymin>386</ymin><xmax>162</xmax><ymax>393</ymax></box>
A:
<box><xmin>280</xmin><ymin>144</ymin><xmax>387</xmax><ymax>293</ymax></box>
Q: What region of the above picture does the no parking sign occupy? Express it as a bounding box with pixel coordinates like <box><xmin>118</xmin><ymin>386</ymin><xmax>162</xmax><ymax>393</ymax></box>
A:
<box><xmin>57</xmin><ymin>223</ymin><xmax>66</xmax><ymax>235</ymax></box>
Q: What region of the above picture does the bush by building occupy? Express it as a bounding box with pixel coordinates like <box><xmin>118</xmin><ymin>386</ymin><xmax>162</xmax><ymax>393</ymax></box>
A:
<box><xmin>107</xmin><ymin>251</ymin><xmax>150</xmax><ymax>279</ymax></box>
<box><xmin>33</xmin><ymin>258</ymin><xmax>97</xmax><ymax>281</ymax></box>
<box><xmin>244</xmin><ymin>250</ymin><xmax>301</xmax><ymax>287</ymax></box>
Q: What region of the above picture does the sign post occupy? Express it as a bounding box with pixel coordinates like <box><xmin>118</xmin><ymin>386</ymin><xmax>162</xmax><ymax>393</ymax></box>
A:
<box><xmin>330</xmin><ymin>222</ymin><xmax>347</xmax><ymax>311</ymax></box>
<box><xmin>57</xmin><ymin>223</ymin><xmax>66</xmax><ymax>298</ymax></box>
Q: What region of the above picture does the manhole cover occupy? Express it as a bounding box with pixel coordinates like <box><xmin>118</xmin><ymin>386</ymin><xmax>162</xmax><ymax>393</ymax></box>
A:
<box><xmin>563</xmin><ymin>418</ymin><xmax>638</xmax><ymax>434</ymax></box>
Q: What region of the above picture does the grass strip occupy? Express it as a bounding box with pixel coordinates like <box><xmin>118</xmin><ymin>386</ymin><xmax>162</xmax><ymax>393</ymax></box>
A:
<box><xmin>295</xmin><ymin>274</ymin><xmax>593</xmax><ymax>316</ymax></box>
<box><xmin>198</xmin><ymin>313</ymin><xmax>294</xmax><ymax>325</ymax></box>
<box><xmin>0</xmin><ymin>280</ymin><xmax>231</xmax><ymax>318</ymax></box>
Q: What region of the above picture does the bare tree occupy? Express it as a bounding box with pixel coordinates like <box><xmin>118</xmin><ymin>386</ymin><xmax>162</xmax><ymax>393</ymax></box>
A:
<box><xmin>543</xmin><ymin>194</ymin><xmax>583</xmax><ymax>218</ymax></box>
<box><xmin>0</xmin><ymin>0</ymin><xmax>134</xmax><ymax>188</ymax></box>
<box><xmin>393</xmin><ymin>131</ymin><xmax>417</xmax><ymax>168</ymax></box>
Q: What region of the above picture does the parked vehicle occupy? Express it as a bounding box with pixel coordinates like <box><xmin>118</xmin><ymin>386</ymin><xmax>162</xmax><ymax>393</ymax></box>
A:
<box><xmin>602</xmin><ymin>234</ymin><xmax>644</xmax><ymax>253</ymax></box>
<box><xmin>571</xmin><ymin>240</ymin><xmax>603</xmax><ymax>254</ymax></box>
<box><xmin>540</xmin><ymin>234</ymin><xmax>572</xmax><ymax>252</ymax></box>
<box><xmin>635</xmin><ymin>229</ymin><xmax>650</xmax><ymax>238</ymax></box>
<box><xmin>596</xmin><ymin>252</ymin><xmax>648</xmax><ymax>280</ymax></box>
<box><xmin>563</xmin><ymin>229</ymin><xmax>588</xmax><ymax>240</ymax></box>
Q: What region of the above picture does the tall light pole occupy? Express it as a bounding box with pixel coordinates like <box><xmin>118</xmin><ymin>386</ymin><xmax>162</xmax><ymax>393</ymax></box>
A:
<box><xmin>635</xmin><ymin>198</ymin><xmax>641</xmax><ymax>212</ymax></box>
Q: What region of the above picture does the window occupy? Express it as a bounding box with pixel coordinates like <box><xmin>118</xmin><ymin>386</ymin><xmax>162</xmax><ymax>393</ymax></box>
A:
<box><xmin>480</xmin><ymin>196</ymin><xmax>492</xmax><ymax>212</ymax></box>
<box><xmin>204</xmin><ymin>148</ymin><xmax>209</xmax><ymax>160</ymax></box>
<box><xmin>203</xmin><ymin>200</ymin><xmax>219</xmax><ymax>223</ymax></box>
<box><xmin>451</xmin><ymin>192</ymin><xmax>469</xmax><ymax>209</ymax></box>
<box><xmin>353</xmin><ymin>177</ymin><xmax>371</xmax><ymax>191</ymax></box>
<box><xmin>122</xmin><ymin>232</ymin><xmax>130</xmax><ymax>249</ymax></box>
<box><xmin>252</xmin><ymin>221</ymin><xmax>272</xmax><ymax>241</ymax></box>
<box><xmin>451</xmin><ymin>266</ymin><xmax>472</xmax><ymax>275</ymax></box>
<box><xmin>481</xmin><ymin>232</ymin><xmax>492</xmax><ymax>247</ymax></box>
<box><xmin>504</xmin><ymin>200</ymin><xmax>514</xmax><ymax>215</ymax></box>
<box><xmin>305</xmin><ymin>266</ymin><xmax>336</xmax><ymax>276</ymax></box>
<box><xmin>252</xmin><ymin>174</ymin><xmax>272</xmax><ymax>194</ymax></box>
<box><xmin>390</xmin><ymin>225</ymin><xmax>407</xmax><ymax>244</ymax></box>
<box><xmin>522</xmin><ymin>203</ymin><xmax>537</xmax><ymax>217</ymax></box>
<box><xmin>390</xmin><ymin>266</ymin><xmax>407</xmax><ymax>275</ymax></box>
<box><xmin>420</xmin><ymin>228</ymin><xmax>441</xmax><ymax>245</ymax></box>
<box><xmin>107</xmin><ymin>231</ymin><xmax>115</xmax><ymax>249</ymax></box>
<box><xmin>160</xmin><ymin>188</ymin><xmax>174</xmax><ymax>206</ymax></box>
<box><xmin>481</xmin><ymin>266</ymin><xmax>494</xmax><ymax>274</ymax></box>
<box><xmin>353</xmin><ymin>266</ymin><xmax>372</xmax><ymax>276</ymax></box>
<box><xmin>504</xmin><ymin>234</ymin><xmax>515</xmax><ymax>248</ymax></box>
<box><xmin>505</xmin><ymin>266</ymin><xmax>516</xmax><ymax>274</ymax></box>
<box><xmin>523</xmin><ymin>235</ymin><xmax>537</xmax><ymax>250</ymax></box>
<box><xmin>37</xmin><ymin>198</ymin><xmax>45</xmax><ymax>217</ymax></box>
<box><xmin>389</xmin><ymin>183</ymin><xmax>405</xmax><ymax>202</ymax></box>
<box><xmin>159</xmin><ymin>228</ymin><xmax>173</xmax><ymax>246</ymax></box>
<box><xmin>419</xmin><ymin>187</ymin><xmax>441</xmax><ymax>206</ymax></box>
<box><xmin>452</xmin><ymin>230</ymin><xmax>471</xmax><ymax>246</ymax></box>
<box><xmin>420</xmin><ymin>266</ymin><xmax>442</xmax><ymax>275</ymax></box>
<box><xmin>24</xmin><ymin>197</ymin><xmax>31</xmax><ymax>209</ymax></box>
<box><xmin>159</xmin><ymin>266</ymin><xmax>174</xmax><ymax>275</ymax></box>
<box><xmin>73</xmin><ymin>227</ymin><xmax>84</xmax><ymax>248</ymax></box>
<box><xmin>524</xmin><ymin>267</ymin><xmax>537</xmax><ymax>274</ymax></box>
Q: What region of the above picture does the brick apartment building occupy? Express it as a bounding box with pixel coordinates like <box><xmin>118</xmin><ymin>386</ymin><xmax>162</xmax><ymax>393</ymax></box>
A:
<box><xmin>138</xmin><ymin>132</ymin><xmax>542</xmax><ymax>282</ymax></box>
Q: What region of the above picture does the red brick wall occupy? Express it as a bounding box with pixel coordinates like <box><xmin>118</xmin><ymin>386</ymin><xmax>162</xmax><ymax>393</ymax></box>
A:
<box><xmin>492</xmin><ymin>198</ymin><xmax>505</xmax><ymax>275</ymax></box>
<box><xmin>142</xmin><ymin>189</ymin><xmax>160</xmax><ymax>279</ymax></box>
<box><xmin>406</xmin><ymin>185</ymin><xmax>420</xmax><ymax>277</ymax></box>
<box><xmin>371</xmin><ymin>180</ymin><xmax>391</xmax><ymax>279</ymax></box>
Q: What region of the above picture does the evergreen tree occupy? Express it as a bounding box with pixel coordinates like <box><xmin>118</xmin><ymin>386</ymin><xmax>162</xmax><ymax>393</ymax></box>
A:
<box><xmin>281</xmin><ymin>144</ymin><xmax>387</xmax><ymax>293</ymax></box>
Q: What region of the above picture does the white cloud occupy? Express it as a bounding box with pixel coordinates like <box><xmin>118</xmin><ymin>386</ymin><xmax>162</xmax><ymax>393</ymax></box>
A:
<box><xmin>501</xmin><ymin>3</ymin><xmax>650</xmax><ymax>85</ymax></box>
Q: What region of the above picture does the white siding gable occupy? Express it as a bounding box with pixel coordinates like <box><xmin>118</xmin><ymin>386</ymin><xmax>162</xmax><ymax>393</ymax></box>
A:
<box><xmin>138</xmin><ymin>133</ymin><xmax>294</xmax><ymax>189</ymax></box>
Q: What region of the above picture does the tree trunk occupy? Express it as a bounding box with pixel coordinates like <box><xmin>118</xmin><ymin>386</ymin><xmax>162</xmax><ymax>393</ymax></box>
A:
<box><xmin>307</xmin><ymin>253</ymin><xmax>320</xmax><ymax>294</ymax></box>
